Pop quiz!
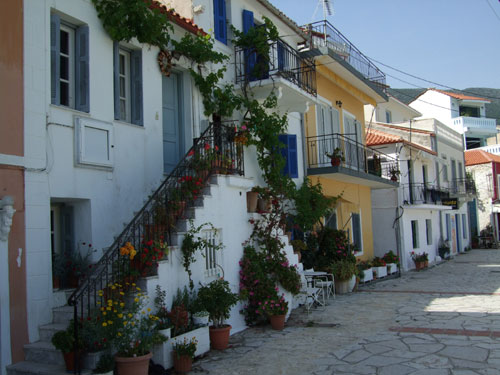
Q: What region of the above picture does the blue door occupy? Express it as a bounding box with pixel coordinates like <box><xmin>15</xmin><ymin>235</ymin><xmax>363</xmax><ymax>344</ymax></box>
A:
<box><xmin>162</xmin><ymin>73</ymin><xmax>183</xmax><ymax>173</ymax></box>
<box><xmin>455</xmin><ymin>214</ymin><xmax>462</xmax><ymax>252</ymax></box>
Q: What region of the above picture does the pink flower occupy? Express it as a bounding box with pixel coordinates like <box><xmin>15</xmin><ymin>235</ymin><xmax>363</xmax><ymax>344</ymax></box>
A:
<box><xmin>241</xmin><ymin>125</ymin><xmax>247</xmax><ymax>130</ymax></box>
<box><xmin>249</xmin><ymin>291</ymin><xmax>254</xmax><ymax>296</ymax></box>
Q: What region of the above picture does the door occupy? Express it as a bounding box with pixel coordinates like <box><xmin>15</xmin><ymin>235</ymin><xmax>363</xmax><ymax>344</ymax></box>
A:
<box><xmin>343</xmin><ymin>112</ymin><xmax>362</xmax><ymax>169</ymax></box>
<box><xmin>162</xmin><ymin>73</ymin><xmax>183</xmax><ymax>173</ymax></box>
<box><xmin>317</xmin><ymin>104</ymin><xmax>339</xmax><ymax>166</ymax></box>
<box><xmin>451</xmin><ymin>159</ymin><xmax>457</xmax><ymax>193</ymax></box>
<box><xmin>455</xmin><ymin>214</ymin><xmax>462</xmax><ymax>252</ymax></box>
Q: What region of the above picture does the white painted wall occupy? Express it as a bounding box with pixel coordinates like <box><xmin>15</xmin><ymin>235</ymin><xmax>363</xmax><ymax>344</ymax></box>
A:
<box><xmin>23</xmin><ymin>0</ymin><xmax>309</xmax><ymax>343</ymax></box>
<box><xmin>410</xmin><ymin>91</ymin><xmax>453</xmax><ymax>129</ymax></box>
<box><xmin>365</xmin><ymin>96</ymin><xmax>421</xmax><ymax>125</ymax></box>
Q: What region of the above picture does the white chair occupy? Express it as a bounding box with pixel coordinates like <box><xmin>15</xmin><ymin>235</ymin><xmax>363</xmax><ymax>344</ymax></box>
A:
<box><xmin>300</xmin><ymin>273</ymin><xmax>325</xmax><ymax>313</ymax></box>
<box><xmin>305</xmin><ymin>268</ymin><xmax>335</xmax><ymax>301</ymax></box>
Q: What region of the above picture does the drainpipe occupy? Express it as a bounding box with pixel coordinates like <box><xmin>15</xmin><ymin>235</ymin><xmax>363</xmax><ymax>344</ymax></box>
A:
<box><xmin>300</xmin><ymin>113</ymin><xmax>308</xmax><ymax>180</ymax></box>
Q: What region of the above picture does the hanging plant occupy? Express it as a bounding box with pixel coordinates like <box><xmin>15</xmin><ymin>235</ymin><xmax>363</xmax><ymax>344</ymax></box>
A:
<box><xmin>91</xmin><ymin>0</ymin><xmax>173</xmax><ymax>48</ymax></box>
<box><xmin>157</xmin><ymin>50</ymin><xmax>174</xmax><ymax>77</ymax></box>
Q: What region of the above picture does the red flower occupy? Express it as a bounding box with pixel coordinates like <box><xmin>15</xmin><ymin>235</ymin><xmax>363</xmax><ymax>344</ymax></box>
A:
<box><xmin>204</xmin><ymin>143</ymin><xmax>210</xmax><ymax>150</ymax></box>
<box><xmin>187</xmin><ymin>150</ymin><xmax>195</xmax><ymax>157</ymax></box>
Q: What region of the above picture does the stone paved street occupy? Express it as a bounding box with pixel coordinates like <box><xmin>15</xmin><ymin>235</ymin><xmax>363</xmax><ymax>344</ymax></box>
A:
<box><xmin>191</xmin><ymin>249</ymin><xmax>500</xmax><ymax>374</ymax></box>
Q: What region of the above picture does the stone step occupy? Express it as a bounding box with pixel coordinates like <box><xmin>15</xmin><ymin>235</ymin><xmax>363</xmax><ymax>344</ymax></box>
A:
<box><xmin>24</xmin><ymin>341</ymin><xmax>64</xmax><ymax>366</ymax></box>
<box><xmin>52</xmin><ymin>305</ymin><xmax>74</xmax><ymax>325</ymax></box>
<box><xmin>38</xmin><ymin>323</ymin><xmax>67</xmax><ymax>342</ymax></box>
<box><xmin>7</xmin><ymin>361</ymin><xmax>91</xmax><ymax>375</ymax></box>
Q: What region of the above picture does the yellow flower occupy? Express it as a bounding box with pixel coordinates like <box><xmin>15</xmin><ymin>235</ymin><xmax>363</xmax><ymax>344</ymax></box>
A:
<box><xmin>134</xmin><ymin>298</ymin><xmax>139</xmax><ymax>303</ymax></box>
<box><xmin>131</xmin><ymin>322</ymin><xmax>135</xmax><ymax>326</ymax></box>
<box><xmin>123</xmin><ymin>321</ymin><xmax>127</xmax><ymax>326</ymax></box>
<box><xmin>106</xmin><ymin>307</ymin><xmax>111</xmax><ymax>311</ymax></box>
<box><xmin>108</xmin><ymin>320</ymin><xmax>113</xmax><ymax>325</ymax></box>
<box><xmin>128</xmin><ymin>313</ymin><xmax>133</xmax><ymax>318</ymax></box>
<box><xmin>119</xmin><ymin>292</ymin><xmax>125</xmax><ymax>296</ymax></box>
<box><xmin>103</xmin><ymin>312</ymin><xmax>107</xmax><ymax>316</ymax></box>
<box><xmin>102</xmin><ymin>322</ymin><xmax>107</xmax><ymax>327</ymax></box>
<box><xmin>120</xmin><ymin>303</ymin><xmax>125</xmax><ymax>307</ymax></box>
<box><xmin>132</xmin><ymin>283</ymin><xmax>136</xmax><ymax>286</ymax></box>
<box><xmin>98</xmin><ymin>290</ymin><xmax>103</xmax><ymax>296</ymax></box>
<box><xmin>147</xmin><ymin>308</ymin><xmax>151</xmax><ymax>312</ymax></box>
<box><xmin>114</xmin><ymin>310</ymin><xmax>117</xmax><ymax>313</ymax></box>
<box><xmin>101</xmin><ymin>307</ymin><xmax>105</xmax><ymax>312</ymax></box>
<box><xmin>118</xmin><ymin>313</ymin><xmax>123</xmax><ymax>318</ymax></box>
<box><xmin>117</xmin><ymin>332</ymin><xmax>122</xmax><ymax>336</ymax></box>
<box><xmin>111</xmin><ymin>286</ymin><xmax>116</xmax><ymax>290</ymax></box>
<box><xmin>136</xmin><ymin>287</ymin><xmax>141</xmax><ymax>291</ymax></box>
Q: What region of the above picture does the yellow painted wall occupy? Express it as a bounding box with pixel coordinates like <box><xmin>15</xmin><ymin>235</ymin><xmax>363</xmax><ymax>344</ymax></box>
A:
<box><xmin>310</xmin><ymin>176</ymin><xmax>374</xmax><ymax>260</ymax></box>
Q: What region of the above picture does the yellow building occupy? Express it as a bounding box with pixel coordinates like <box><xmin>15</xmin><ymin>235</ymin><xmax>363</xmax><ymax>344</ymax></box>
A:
<box><xmin>303</xmin><ymin>21</ymin><xmax>396</xmax><ymax>260</ymax></box>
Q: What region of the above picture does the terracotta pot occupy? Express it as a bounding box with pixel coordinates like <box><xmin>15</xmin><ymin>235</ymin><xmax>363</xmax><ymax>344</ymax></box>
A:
<box><xmin>257</xmin><ymin>198</ymin><xmax>271</xmax><ymax>213</ymax></box>
<box><xmin>424</xmin><ymin>260</ymin><xmax>428</xmax><ymax>268</ymax></box>
<box><xmin>173</xmin><ymin>353</ymin><xmax>193</xmax><ymax>374</ymax></box>
<box><xmin>209</xmin><ymin>325</ymin><xmax>231</xmax><ymax>350</ymax></box>
<box><xmin>62</xmin><ymin>351</ymin><xmax>78</xmax><ymax>372</ymax></box>
<box><xmin>115</xmin><ymin>352</ymin><xmax>152</xmax><ymax>375</ymax></box>
<box><xmin>294</xmin><ymin>250</ymin><xmax>301</xmax><ymax>263</ymax></box>
<box><xmin>391</xmin><ymin>175</ymin><xmax>398</xmax><ymax>182</ymax></box>
<box><xmin>269</xmin><ymin>314</ymin><xmax>286</xmax><ymax>330</ymax></box>
<box><xmin>331</xmin><ymin>158</ymin><xmax>341</xmax><ymax>167</ymax></box>
<box><xmin>68</xmin><ymin>274</ymin><xmax>79</xmax><ymax>288</ymax></box>
<box><xmin>53</xmin><ymin>276</ymin><xmax>60</xmax><ymax>290</ymax></box>
<box><xmin>246</xmin><ymin>191</ymin><xmax>259</xmax><ymax>213</ymax></box>
<box><xmin>415</xmin><ymin>261</ymin><xmax>425</xmax><ymax>271</ymax></box>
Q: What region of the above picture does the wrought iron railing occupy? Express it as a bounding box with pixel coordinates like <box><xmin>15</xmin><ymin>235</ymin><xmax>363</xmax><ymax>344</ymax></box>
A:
<box><xmin>450</xmin><ymin>178</ymin><xmax>477</xmax><ymax>196</ymax></box>
<box><xmin>67</xmin><ymin>121</ymin><xmax>244</xmax><ymax>368</ymax></box>
<box><xmin>306</xmin><ymin>133</ymin><xmax>398</xmax><ymax>181</ymax></box>
<box><xmin>302</xmin><ymin>21</ymin><xmax>386</xmax><ymax>86</ymax></box>
<box><xmin>235</xmin><ymin>38</ymin><xmax>317</xmax><ymax>96</ymax></box>
<box><xmin>402</xmin><ymin>183</ymin><xmax>450</xmax><ymax>205</ymax></box>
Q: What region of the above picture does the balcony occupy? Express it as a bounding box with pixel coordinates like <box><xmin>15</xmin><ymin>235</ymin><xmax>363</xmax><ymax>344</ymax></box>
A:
<box><xmin>449</xmin><ymin>178</ymin><xmax>477</xmax><ymax>197</ymax></box>
<box><xmin>302</xmin><ymin>21</ymin><xmax>386</xmax><ymax>87</ymax></box>
<box><xmin>235</xmin><ymin>38</ymin><xmax>316</xmax><ymax>112</ymax></box>
<box><xmin>306</xmin><ymin>133</ymin><xmax>398</xmax><ymax>189</ymax></box>
<box><xmin>402</xmin><ymin>183</ymin><xmax>450</xmax><ymax>207</ymax></box>
<box><xmin>452</xmin><ymin>116</ymin><xmax>497</xmax><ymax>136</ymax></box>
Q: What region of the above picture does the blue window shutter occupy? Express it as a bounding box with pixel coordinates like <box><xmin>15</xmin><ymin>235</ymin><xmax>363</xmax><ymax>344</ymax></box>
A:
<box><xmin>352</xmin><ymin>213</ymin><xmax>361</xmax><ymax>248</ymax></box>
<box><xmin>278</xmin><ymin>134</ymin><xmax>289</xmax><ymax>176</ymax></box>
<box><xmin>288</xmin><ymin>134</ymin><xmax>298</xmax><ymax>178</ymax></box>
<box><xmin>130</xmin><ymin>49</ymin><xmax>143</xmax><ymax>126</ymax></box>
<box><xmin>75</xmin><ymin>25</ymin><xmax>89</xmax><ymax>112</ymax></box>
<box><xmin>242</xmin><ymin>9</ymin><xmax>254</xmax><ymax>34</ymax></box>
<box><xmin>113</xmin><ymin>42</ymin><xmax>120</xmax><ymax>120</ymax></box>
<box><xmin>213</xmin><ymin>0</ymin><xmax>227</xmax><ymax>44</ymax></box>
<box><xmin>50</xmin><ymin>14</ymin><xmax>61</xmax><ymax>105</ymax></box>
<box><xmin>242</xmin><ymin>10</ymin><xmax>257</xmax><ymax>80</ymax></box>
<box><xmin>277</xmin><ymin>40</ymin><xmax>285</xmax><ymax>71</ymax></box>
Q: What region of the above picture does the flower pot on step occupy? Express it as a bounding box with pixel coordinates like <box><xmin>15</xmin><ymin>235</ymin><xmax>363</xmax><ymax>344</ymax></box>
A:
<box><xmin>209</xmin><ymin>325</ymin><xmax>231</xmax><ymax>350</ymax></box>
<box><xmin>173</xmin><ymin>354</ymin><xmax>193</xmax><ymax>374</ymax></box>
<box><xmin>246</xmin><ymin>191</ymin><xmax>259</xmax><ymax>213</ymax></box>
<box><xmin>115</xmin><ymin>352</ymin><xmax>152</xmax><ymax>375</ymax></box>
<box><xmin>257</xmin><ymin>198</ymin><xmax>271</xmax><ymax>213</ymax></box>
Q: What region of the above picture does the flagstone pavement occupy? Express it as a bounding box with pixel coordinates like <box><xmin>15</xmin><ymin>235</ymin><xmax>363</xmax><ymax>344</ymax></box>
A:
<box><xmin>190</xmin><ymin>249</ymin><xmax>500</xmax><ymax>375</ymax></box>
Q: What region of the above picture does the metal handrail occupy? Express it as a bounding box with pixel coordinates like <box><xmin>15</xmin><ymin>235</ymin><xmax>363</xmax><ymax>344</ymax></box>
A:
<box><xmin>306</xmin><ymin>132</ymin><xmax>398</xmax><ymax>181</ymax></box>
<box><xmin>67</xmin><ymin>121</ymin><xmax>244</xmax><ymax>370</ymax></box>
<box><xmin>302</xmin><ymin>20</ymin><xmax>386</xmax><ymax>86</ymax></box>
<box><xmin>401</xmin><ymin>183</ymin><xmax>450</xmax><ymax>205</ymax></box>
<box><xmin>235</xmin><ymin>38</ymin><xmax>317</xmax><ymax>96</ymax></box>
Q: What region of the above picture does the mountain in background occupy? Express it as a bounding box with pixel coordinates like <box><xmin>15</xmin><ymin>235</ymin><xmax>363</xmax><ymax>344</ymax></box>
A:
<box><xmin>388</xmin><ymin>87</ymin><xmax>500</xmax><ymax>124</ymax></box>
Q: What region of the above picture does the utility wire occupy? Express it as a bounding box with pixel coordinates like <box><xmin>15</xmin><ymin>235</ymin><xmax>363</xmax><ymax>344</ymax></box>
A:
<box><xmin>485</xmin><ymin>0</ymin><xmax>500</xmax><ymax>23</ymax></box>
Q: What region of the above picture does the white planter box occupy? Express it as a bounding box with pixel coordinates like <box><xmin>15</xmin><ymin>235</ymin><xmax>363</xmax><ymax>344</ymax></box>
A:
<box><xmin>387</xmin><ymin>263</ymin><xmax>398</xmax><ymax>274</ymax></box>
<box><xmin>152</xmin><ymin>326</ymin><xmax>209</xmax><ymax>369</ymax></box>
<box><xmin>360</xmin><ymin>268</ymin><xmax>373</xmax><ymax>283</ymax></box>
<box><xmin>373</xmin><ymin>266</ymin><xmax>387</xmax><ymax>278</ymax></box>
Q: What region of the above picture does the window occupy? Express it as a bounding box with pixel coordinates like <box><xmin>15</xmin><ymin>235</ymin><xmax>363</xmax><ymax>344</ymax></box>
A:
<box><xmin>325</xmin><ymin>212</ymin><xmax>337</xmax><ymax>230</ymax></box>
<box><xmin>75</xmin><ymin>117</ymin><xmax>114</xmax><ymax>168</ymax></box>
<box><xmin>385</xmin><ymin>110</ymin><xmax>392</xmax><ymax>123</ymax></box>
<box><xmin>430</xmin><ymin>136</ymin><xmax>437</xmax><ymax>152</ymax></box>
<box><xmin>411</xmin><ymin>220</ymin><xmax>419</xmax><ymax>248</ymax></box>
<box><xmin>442</xmin><ymin>163</ymin><xmax>449</xmax><ymax>181</ymax></box>
<box><xmin>113</xmin><ymin>43</ymin><xmax>143</xmax><ymax>125</ymax></box>
<box><xmin>278</xmin><ymin>134</ymin><xmax>298</xmax><ymax>178</ymax></box>
<box><xmin>51</xmin><ymin>14</ymin><xmax>89</xmax><ymax>112</ymax></box>
<box><xmin>214</xmin><ymin>0</ymin><xmax>227</xmax><ymax>44</ymax></box>
<box><xmin>352</xmin><ymin>213</ymin><xmax>362</xmax><ymax>252</ymax></box>
<box><xmin>204</xmin><ymin>230</ymin><xmax>220</xmax><ymax>278</ymax></box>
<box><xmin>435</xmin><ymin>161</ymin><xmax>440</xmax><ymax>187</ymax></box>
<box><xmin>426</xmin><ymin>219</ymin><xmax>432</xmax><ymax>245</ymax></box>
<box><xmin>462</xmin><ymin>214</ymin><xmax>467</xmax><ymax>239</ymax></box>
<box><xmin>446</xmin><ymin>214</ymin><xmax>451</xmax><ymax>241</ymax></box>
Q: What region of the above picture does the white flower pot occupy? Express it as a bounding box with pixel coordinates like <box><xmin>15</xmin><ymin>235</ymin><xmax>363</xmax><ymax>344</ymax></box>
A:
<box><xmin>193</xmin><ymin>314</ymin><xmax>209</xmax><ymax>326</ymax></box>
<box><xmin>373</xmin><ymin>266</ymin><xmax>387</xmax><ymax>278</ymax></box>
<box><xmin>152</xmin><ymin>326</ymin><xmax>209</xmax><ymax>369</ymax></box>
<box><xmin>159</xmin><ymin>327</ymin><xmax>171</xmax><ymax>340</ymax></box>
<box><xmin>361</xmin><ymin>268</ymin><xmax>373</xmax><ymax>283</ymax></box>
<box><xmin>387</xmin><ymin>263</ymin><xmax>398</xmax><ymax>274</ymax></box>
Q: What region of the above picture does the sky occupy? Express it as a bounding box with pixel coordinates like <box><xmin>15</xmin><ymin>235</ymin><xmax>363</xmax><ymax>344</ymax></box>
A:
<box><xmin>269</xmin><ymin>0</ymin><xmax>500</xmax><ymax>91</ymax></box>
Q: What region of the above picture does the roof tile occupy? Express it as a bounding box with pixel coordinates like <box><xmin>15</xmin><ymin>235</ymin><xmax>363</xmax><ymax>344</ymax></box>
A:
<box><xmin>465</xmin><ymin>149</ymin><xmax>500</xmax><ymax>166</ymax></box>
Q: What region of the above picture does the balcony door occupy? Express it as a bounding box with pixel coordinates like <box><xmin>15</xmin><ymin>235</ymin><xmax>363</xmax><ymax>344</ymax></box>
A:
<box><xmin>343</xmin><ymin>111</ymin><xmax>363</xmax><ymax>170</ymax></box>
<box><xmin>316</xmin><ymin>104</ymin><xmax>339</xmax><ymax>166</ymax></box>
<box><xmin>162</xmin><ymin>72</ymin><xmax>184</xmax><ymax>173</ymax></box>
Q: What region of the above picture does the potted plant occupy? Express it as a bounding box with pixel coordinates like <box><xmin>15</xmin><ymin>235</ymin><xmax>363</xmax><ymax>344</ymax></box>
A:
<box><xmin>261</xmin><ymin>294</ymin><xmax>288</xmax><ymax>330</ymax></box>
<box><xmin>357</xmin><ymin>260</ymin><xmax>373</xmax><ymax>283</ymax></box>
<box><xmin>389</xmin><ymin>165</ymin><xmax>401</xmax><ymax>182</ymax></box>
<box><xmin>382</xmin><ymin>251</ymin><xmax>399</xmax><ymax>274</ymax></box>
<box><xmin>411</xmin><ymin>251</ymin><xmax>429</xmax><ymax>271</ymax></box>
<box><xmin>51</xmin><ymin>323</ymin><xmax>82</xmax><ymax>372</ymax></box>
<box><xmin>192</xmin><ymin>310</ymin><xmax>210</xmax><ymax>326</ymax></box>
<box><xmin>331</xmin><ymin>259</ymin><xmax>357</xmax><ymax>294</ymax></box>
<box><xmin>172</xmin><ymin>337</ymin><xmax>197</xmax><ymax>374</ymax></box>
<box><xmin>196</xmin><ymin>279</ymin><xmax>239</xmax><ymax>350</ymax></box>
<box><xmin>246</xmin><ymin>186</ymin><xmax>260</xmax><ymax>213</ymax></box>
<box><xmin>371</xmin><ymin>257</ymin><xmax>387</xmax><ymax>278</ymax></box>
<box><xmin>325</xmin><ymin>148</ymin><xmax>345</xmax><ymax>167</ymax></box>
<box><xmin>438</xmin><ymin>239</ymin><xmax>450</xmax><ymax>260</ymax></box>
<box><xmin>92</xmin><ymin>353</ymin><xmax>114</xmax><ymax>375</ymax></box>
<box><xmin>154</xmin><ymin>286</ymin><xmax>172</xmax><ymax>339</ymax></box>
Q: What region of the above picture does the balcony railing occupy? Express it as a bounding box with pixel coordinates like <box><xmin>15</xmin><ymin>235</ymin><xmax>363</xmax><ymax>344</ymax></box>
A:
<box><xmin>449</xmin><ymin>178</ymin><xmax>477</xmax><ymax>196</ymax></box>
<box><xmin>235</xmin><ymin>38</ymin><xmax>317</xmax><ymax>96</ymax></box>
<box><xmin>303</xmin><ymin>21</ymin><xmax>386</xmax><ymax>86</ymax></box>
<box><xmin>306</xmin><ymin>133</ymin><xmax>398</xmax><ymax>181</ymax></box>
<box><xmin>402</xmin><ymin>183</ymin><xmax>450</xmax><ymax>205</ymax></box>
<box><xmin>452</xmin><ymin>116</ymin><xmax>497</xmax><ymax>133</ymax></box>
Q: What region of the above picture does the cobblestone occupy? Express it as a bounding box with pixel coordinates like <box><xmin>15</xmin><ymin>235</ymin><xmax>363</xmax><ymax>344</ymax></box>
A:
<box><xmin>190</xmin><ymin>249</ymin><xmax>500</xmax><ymax>374</ymax></box>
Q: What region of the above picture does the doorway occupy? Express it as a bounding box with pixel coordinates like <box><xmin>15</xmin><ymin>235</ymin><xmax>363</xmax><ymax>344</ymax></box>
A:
<box><xmin>162</xmin><ymin>72</ymin><xmax>184</xmax><ymax>174</ymax></box>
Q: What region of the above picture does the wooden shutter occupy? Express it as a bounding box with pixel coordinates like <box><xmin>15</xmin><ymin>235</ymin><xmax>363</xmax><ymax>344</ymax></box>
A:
<box><xmin>214</xmin><ymin>0</ymin><xmax>227</xmax><ymax>44</ymax></box>
<box><xmin>113</xmin><ymin>42</ymin><xmax>120</xmax><ymax>120</ymax></box>
<box><xmin>278</xmin><ymin>134</ymin><xmax>298</xmax><ymax>178</ymax></box>
<box><xmin>130</xmin><ymin>50</ymin><xmax>143</xmax><ymax>126</ymax></box>
<box><xmin>242</xmin><ymin>10</ymin><xmax>256</xmax><ymax>80</ymax></box>
<box><xmin>75</xmin><ymin>25</ymin><xmax>90</xmax><ymax>112</ymax></box>
<box><xmin>50</xmin><ymin>14</ymin><xmax>61</xmax><ymax>105</ymax></box>
<box><xmin>352</xmin><ymin>213</ymin><xmax>362</xmax><ymax>249</ymax></box>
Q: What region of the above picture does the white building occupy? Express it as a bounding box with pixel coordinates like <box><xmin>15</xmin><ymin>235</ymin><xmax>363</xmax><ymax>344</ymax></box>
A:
<box><xmin>12</xmin><ymin>0</ymin><xmax>314</xmax><ymax>373</ymax></box>
<box><xmin>408</xmin><ymin>88</ymin><xmax>497</xmax><ymax>150</ymax></box>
